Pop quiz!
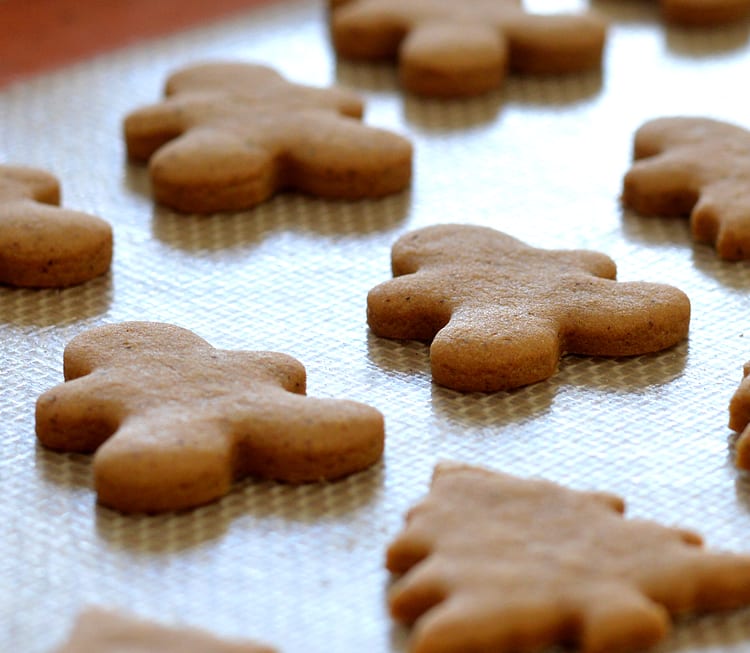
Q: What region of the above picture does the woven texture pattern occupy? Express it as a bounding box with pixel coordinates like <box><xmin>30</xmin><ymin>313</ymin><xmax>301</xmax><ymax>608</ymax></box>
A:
<box><xmin>3</xmin><ymin>1</ymin><xmax>750</xmax><ymax>651</ymax></box>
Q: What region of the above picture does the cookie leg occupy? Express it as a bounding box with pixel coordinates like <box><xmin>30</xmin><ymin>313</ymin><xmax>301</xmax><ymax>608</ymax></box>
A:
<box><xmin>149</xmin><ymin>128</ymin><xmax>277</xmax><ymax>213</ymax></box>
<box><xmin>429</xmin><ymin>314</ymin><xmax>561</xmax><ymax>392</ymax></box>
<box><xmin>93</xmin><ymin>414</ymin><xmax>235</xmax><ymax>513</ymax></box>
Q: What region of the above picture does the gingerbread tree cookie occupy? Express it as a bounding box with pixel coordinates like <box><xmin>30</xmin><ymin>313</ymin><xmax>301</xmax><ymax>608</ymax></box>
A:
<box><xmin>729</xmin><ymin>360</ymin><xmax>750</xmax><ymax>469</ymax></box>
<box><xmin>329</xmin><ymin>0</ymin><xmax>607</xmax><ymax>97</ymax></box>
<box><xmin>367</xmin><ymin>224</ymin><xmax>690</xmax><ymax>392</ymax></box>
<box><xmin>623</xmin><ymin>117</ymin><xmax>750</xmax><ymax>261</ymax></box>
<box><xmin>53</xmin><ymin>608</ymin><xmax>276</xmax><ymax>653</ymax></box>
<box><xmin>36</xmin><ymin>322</ymin><xmax>385</xmax><ymax>513</ymax></box>
<box><xmin>0</xmin><ymin>165</ymin><xmax>112</xmax><ymax>287</ymax></box>
<box><xmin>124</xmin><ymin>61</ymin><xmax>412</xmax><ymax>213</ymax></box>
<box><xmin>387</xmin><ymin>462</ymin><xmax>750</xmax><ymax>653</ymax></box>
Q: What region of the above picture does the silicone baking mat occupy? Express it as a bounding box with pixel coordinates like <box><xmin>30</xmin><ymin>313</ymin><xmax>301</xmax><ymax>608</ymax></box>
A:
<box><xmin>3</xmin><ymin>1</ymin><xmax>750</xmax><ymax>651</ymax></box>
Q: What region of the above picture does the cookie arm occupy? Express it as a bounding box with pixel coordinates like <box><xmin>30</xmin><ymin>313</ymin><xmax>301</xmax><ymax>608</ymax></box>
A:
<box><xmin>36</xmin><ymin>373</ymin><xmax>125</xmax><ymax>452</ymax></box>
<box><xmin>633</xmin><ymin>117</ymin><xmax>748</xmax><ymax>155</ymax></box>
<box><xmin>123</xmin><ymin>99</ymin><xmax>190</xmax><ymax>162</ymax></box>
<box><xmin>367</xmin><ymin>275</ymin><xmax>453</xmax><ymax>342</ymax></box>
<box><xmin>561</xmin><ymin>279</ymin><xmax>690</xmax><ymax>356</ymax></box>
<box><xmin>232</xmin><ymin>393</ymin><xmax>385</xmax><ymax>484</ymax></box>
<box><xmin>639</xmin><ymin>549</ymin><xmax>750</xmax><ymax>614</ymax></box>
<box><xmin>284</xmin><ymin>111</ymin><xmax>412</xmax><ymax>199</ymax></box>
<box><xmin>0</xmin><ymin>165</ymin><xmax>60</xmax><ymax>204</ymax></box>
<box><xmin>622</xmin><ymin>152</ymin><xmax>703</xmax><ymax>217</ymax></box>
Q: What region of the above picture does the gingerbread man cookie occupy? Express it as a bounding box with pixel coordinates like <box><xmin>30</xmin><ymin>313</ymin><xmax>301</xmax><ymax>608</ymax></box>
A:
<box><xmin>729</xmin><ymin>360</ymin><xmax>750</xmax><ymax>469</ymax></box>
<box><xmin>36</xmin><ymin>322</ymin><xmax>385</xmax><ymax>513</ymax></box>
<box><xmin>367</xmin><ymin>224</ymin><xmax>690</xmax><ymax>392</ymax></box>
<box><xmin>623</xmin><ymin>117</ymin><xmax>750</xmax><ymax>261</ymax></box>
<box><xmin>387</xmin><ymin>462</ymin><xmax>750</xmax><ymax>653</ymax></box>
<box><xmin>329</xmin><ymin>0</ymin><xmax>607</xmax><ymax>97</ymax></box>
<box><xmin>0</xmin><ymin>165</ymin><xmax>112</xmax><ymax>287</ymax></box>
<box><xmin>124</xmin><ymin>61</ymin><xmax>412</xmax><ymax>213</ymax></box>
<box><xmin>52</xmin><ymin>608</ymin><xmax>276</xmax><ymax>653</ymax></box>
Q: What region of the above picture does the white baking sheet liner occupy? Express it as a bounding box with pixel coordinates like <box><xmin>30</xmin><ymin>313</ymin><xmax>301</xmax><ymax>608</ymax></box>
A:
<box><xmin>3</xmin><ymin>1</ymin><xmax>750</xmax><ymax>651</ymax></box>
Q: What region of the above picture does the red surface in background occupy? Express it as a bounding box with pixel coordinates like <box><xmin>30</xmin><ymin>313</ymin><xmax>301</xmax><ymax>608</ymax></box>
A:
<box><xmin>0</xmin><ymin>0</ymin><xmax>275</xmax><ymax>87</ymax></box>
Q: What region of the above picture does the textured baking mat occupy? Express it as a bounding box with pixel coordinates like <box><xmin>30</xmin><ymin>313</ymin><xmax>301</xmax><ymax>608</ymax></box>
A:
<box><xmin>3</xmin><ymin>1</ymin><xmax>750</xmax><ymax>651</ymax></box>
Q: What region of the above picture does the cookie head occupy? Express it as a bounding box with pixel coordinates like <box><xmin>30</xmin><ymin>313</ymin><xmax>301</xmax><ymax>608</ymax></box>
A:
<box><xmin>330</xmin><ymin>0</ymin><xmax>607</xmax><ymax>97</ymax></box>
<box><xmin>387</xmin><ymin>462</ymin><xmax>750</xmax><ymax>653</ymax></box>
<box><xmin>367</xmin><ymin>224</ymin><xmax>690</xmax><ymax>392</ymax></box>
<box><xmin>0</xmin><ymin>165</ymin><xmax>112</xmax><ymax>287</ymax></box>
<box><xmin>35</xmin><ymin>321</ymin><xmax>385</xmax><ymax>513</ymax></box>
<box><xmin>123</xmin><ymin>61</ymin><xmax>412</xmax><ymax>213</ymax></box>
<box><xmin>623</xmin><ymin>117</ymin><xmax>750</xmax><ymax>261</ymax></box>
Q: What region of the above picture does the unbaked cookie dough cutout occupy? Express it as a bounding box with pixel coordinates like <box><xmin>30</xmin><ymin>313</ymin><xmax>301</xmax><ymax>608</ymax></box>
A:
<box><xmin>36</xmin><ymin>321</ymin><xmax>385</xmax><ymax>513</ymax></box>
<box><xmin>124</xmin><ymin>61</ymin><xmax>413</xmax><ymax>213</ymax></box>
<box><xmin>367</xmin><ymin>224</ymin><xmax>690</xmax><ymax>392</ymax></box>
<box><xmin>623</xmin><ymin>117</ymin><xmax>750</xmax><ymax>261</ymax></box>
<box><xmin>329</xmin><ymin>0</ymin><xmax>607</xmax><ymax>97</ymax></box>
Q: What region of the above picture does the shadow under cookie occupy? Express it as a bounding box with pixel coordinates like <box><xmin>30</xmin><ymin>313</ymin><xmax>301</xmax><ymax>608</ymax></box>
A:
<box><xmin>150</xmin><ymin>191</ymin><xmax>411</xmax><ymax>253</ymax></box>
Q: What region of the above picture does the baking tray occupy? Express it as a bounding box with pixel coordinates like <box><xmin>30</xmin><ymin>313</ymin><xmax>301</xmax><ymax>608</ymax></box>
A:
<box><xmin>3</xmin><ymin>1</ymin><xmax>750</xmax><ymax>651</ymax></box>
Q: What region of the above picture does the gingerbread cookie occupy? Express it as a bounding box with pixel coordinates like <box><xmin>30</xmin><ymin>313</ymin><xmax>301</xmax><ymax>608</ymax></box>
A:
<box><xmin>367</xmin><ymin>224</ymin><xmax>690</xmax><ymax>392</ymax></box>
<box><xmin>124</xmin><ymin>61</ymin><xmax>412</xmax><ymax>213</ymax></box>
<box><xmin>35</xmin><ymin>321</ymin><xmax>385</xmax><ymax>513</ymax></box>
<box><xmin>52</xmin><ymin>608</ymin><xmax>276</xmax><ymax>653</ymax></box>
<box><xmin>329</xmin><ymin>0</ymin><xmax>607</xmax><ymax>98</ymax></box>
<box><xmin>387</xmin><ymin>462</ymin><xmax>750</xmax><ymax>653</ymax></box>
<box><xmin>660</xmin><ymin>0</ymin><xmax>750</xmax><ymax>25</ymax></box>
<box><xmin>729</xmin><ymin>361</ymin><xmax>750</xmax><ymax>469</ymax></box>
<box><xmin>623</xmin><ymin>117</ymin><xmax>750</xmax><ymax>261</ymax></box>
<box><xmin>0</xmin><ymin>165</ymin><xmax>112</xmax><ymax>287</ymax></box>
